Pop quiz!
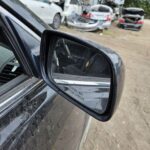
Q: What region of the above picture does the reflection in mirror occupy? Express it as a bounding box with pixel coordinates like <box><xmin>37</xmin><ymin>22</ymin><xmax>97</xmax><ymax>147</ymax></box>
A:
<box><xmin>50</xmin><ymin>38</ymin><xmax>112</xmax><ymax>114</ymax></box>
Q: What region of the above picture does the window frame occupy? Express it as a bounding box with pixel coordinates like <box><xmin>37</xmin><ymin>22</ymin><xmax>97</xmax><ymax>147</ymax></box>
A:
<box><xmin>0</xmin><ymin>6</ymin><xmax>41</xmax><ymax>77</ymax></box>
<box><xmin>0</xmin><ymin>7</ymin><xmax>44</xmax><ymax>117</ymax></box>
<box><xmin>0</xmin><ymin>24</ymin><xmax>30</xmax><ymax>96</ymax></box>
<box><xmin>70</xmin><ymin>0</ymin><xmax>79</xmax><ymax>5</ymax></box>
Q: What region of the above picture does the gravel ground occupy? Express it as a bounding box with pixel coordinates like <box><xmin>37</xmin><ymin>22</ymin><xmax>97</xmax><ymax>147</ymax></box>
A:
<box><xmin>60</xmin><ymin>20</ymin><xmax>150</xmax><ymax>150</ymax></box>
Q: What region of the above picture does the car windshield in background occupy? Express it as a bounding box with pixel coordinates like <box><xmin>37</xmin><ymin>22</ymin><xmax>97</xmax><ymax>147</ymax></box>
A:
<box><xmin>98</xmin><ymin>6</ymin><xmax>110</xmax><ymax>12</ymax></box>
<box><xmin>123</xmin><ymin>9</ymin><xmax>144</xmax><ymax>16</ymax></box>
<box><xmin>35</xmin><ymin>0</ymin><xmax>49</xmax><ymax>2</ymax></box>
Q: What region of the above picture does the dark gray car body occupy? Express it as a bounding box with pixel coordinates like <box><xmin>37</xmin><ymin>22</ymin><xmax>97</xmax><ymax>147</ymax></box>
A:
<box><xmin>0</xmin><ymin>0</ymin><xmax>124</xmax><ymax>149</ymax></box>
<box><xmin>0</xmin><ymin>0</ymin><xmax>89</xmax><ymax>149</ymax></box>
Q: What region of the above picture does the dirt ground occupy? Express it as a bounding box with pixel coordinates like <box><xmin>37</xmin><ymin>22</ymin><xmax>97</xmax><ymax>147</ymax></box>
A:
<box><xmin>60</xmin><ymin>20</ymin><xmax>150</xmax><ymax>150</ymax></box>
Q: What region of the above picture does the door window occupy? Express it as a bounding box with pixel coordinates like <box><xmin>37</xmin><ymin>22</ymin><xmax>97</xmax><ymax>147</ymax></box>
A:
<box><xmin>35</xmin><ymin>0</ymin><xmax>50</xmax><ymax>3</ymax></box>
<box><xmin>70</xmin><ymin>0</ymin><xmax>78</xmax><ymax>4</ymax></box>
<box><xmin>0</xmin><ymin>27</ymin><xmax>23</xmax><ymax>87</ymax></box>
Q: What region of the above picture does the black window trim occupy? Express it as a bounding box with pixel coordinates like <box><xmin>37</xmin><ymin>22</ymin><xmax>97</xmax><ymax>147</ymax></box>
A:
<box><xmin>0</xmin><ymin>6</ymin><xmax>41</xmax><ymax>77</ymax></box>
<box><xmin>0</xmin><ymin>6</ymin><xmax>45</xmax><ymax>120</ymax></box>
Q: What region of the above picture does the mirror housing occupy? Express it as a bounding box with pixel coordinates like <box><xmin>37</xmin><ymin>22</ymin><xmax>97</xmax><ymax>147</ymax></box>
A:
<box><xmin>40</xmin><ymin>30</ymin><xmax>125</xmax><ymax>121</ymax></box>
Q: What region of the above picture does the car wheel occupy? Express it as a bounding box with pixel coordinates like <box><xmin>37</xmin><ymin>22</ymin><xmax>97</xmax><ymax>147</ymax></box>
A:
<box><xmin>52</xmin><ymin>13</ymin><xmax>61</xmax><ymax>29</ymax></box>
<box><xmin>117</xmin><ymin>24</ymin><xmax>121</xmax><ymax>28</ymax></box>
<box><xmin>64</xmin><ymin>17</ymin><xmax>68</xmax><ymax>26</ymax></box>
<box><xmin>137</xmin><ymin>26</ymin><xmax>142</xmax><ymax>31</ymax></box>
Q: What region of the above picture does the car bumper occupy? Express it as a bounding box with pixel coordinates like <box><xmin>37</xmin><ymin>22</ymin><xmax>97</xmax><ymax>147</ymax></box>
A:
<box><xmin>67</xmin><ymin>21</ymin><xmax>100</xmax><ymax>31</ymax></box>
<box><xmin>102</xmin><ymin>21</ymin><xmax>111</xmax><ymax>28</ymax></box>
<box><xmin>119</xmin><ymin>23</ymin><xmax>143</xmax><ymax>30</ymax></box>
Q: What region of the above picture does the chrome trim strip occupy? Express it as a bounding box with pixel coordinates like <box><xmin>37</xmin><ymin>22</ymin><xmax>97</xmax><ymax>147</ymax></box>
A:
<box><xmin>0</xmin><ymin>79</ymin><xmax>43</xmax><ymax>116</ymax></box>
<box><xmin>54</xmin><ymin>79</ymin><xmax>110</xmax><ymax>86</ymax></box>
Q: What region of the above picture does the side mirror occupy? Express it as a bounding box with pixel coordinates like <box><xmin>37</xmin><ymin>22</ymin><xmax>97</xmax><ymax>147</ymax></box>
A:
<box><xmin>40</xmin><ymin>30</ymin><xmax>124</xmax><ymax>121</ymax></box>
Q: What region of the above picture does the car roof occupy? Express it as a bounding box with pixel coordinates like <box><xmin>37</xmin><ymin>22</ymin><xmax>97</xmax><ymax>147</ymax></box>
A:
<box><xmin>91</xmin><ymin>4</ymin><xmax>113</xmax><ymax>13</ymax></box>
<box><xmin>91</xmin><ymin>4</ymin><xmax>112</xmax><ymax>9</ymax></box>
<box><xmin>1</xmin><ymin>0</ymin><xmax>51</xmax><ymax>36</ymax></box>
<box><xmin>125</xmin><ymin>7</ymin><xmax>144</xmax><ymax>12</ymax></box>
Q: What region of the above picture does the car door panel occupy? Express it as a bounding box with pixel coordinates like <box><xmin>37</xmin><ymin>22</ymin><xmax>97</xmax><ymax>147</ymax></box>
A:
<box><xmin>0</xmin><ymin>79</ymin><xmax>88</xmax><ymax>150</ymax></box>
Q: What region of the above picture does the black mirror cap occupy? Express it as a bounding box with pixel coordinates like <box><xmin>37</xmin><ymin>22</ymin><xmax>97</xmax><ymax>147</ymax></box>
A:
<box><xmin>40</xmin><ymin>30</ymin><xmax>125</xmax><ymax>122</ymax></box>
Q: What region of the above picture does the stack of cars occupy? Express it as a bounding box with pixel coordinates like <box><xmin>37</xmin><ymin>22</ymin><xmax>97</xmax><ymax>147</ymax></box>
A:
<box><xmin>118</xmin><ymin>7</ymin><xmax>144</xmax><ymax>30</ymax></box>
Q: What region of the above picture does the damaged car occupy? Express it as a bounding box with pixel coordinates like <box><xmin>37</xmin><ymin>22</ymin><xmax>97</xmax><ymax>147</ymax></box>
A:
<box><xmin>118</xmin><ymin>7</ymin><xmax>144</xmax><ymax>31</ymax></box>
<box><xmin>82</xmin><ymin>4</ymin><xmax>113</xmax><ymax>29</ymax></box>
<box><xmin>66</xmin><ymin>4</ymin><xmax>113</xmax><ymax>31</ymax></box>
<box><xmin>66</xmin><ymin>12</ymin><xmax>100</xmax><ymax>31</ymax></box>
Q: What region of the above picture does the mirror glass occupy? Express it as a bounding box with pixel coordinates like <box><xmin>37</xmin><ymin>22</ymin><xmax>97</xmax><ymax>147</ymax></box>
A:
<box><xmin>49</xmin><ymin>38</ymin><xmax>112</xmax><ymax>114</ymax></box>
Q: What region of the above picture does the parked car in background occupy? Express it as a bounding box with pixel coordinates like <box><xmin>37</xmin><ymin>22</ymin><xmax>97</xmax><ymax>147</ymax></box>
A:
<box><xmin>118</xmin><ymin>7</ymin><xmax>144</xmax><ymax>31</ymax></box>
<box><xmin>52</xmin><ymin>0</ymin><xmax>83</xmax><ymax>22</ymax></box>
<box><xmin>63</xmin><ymin>0</ymin><xmax>82</xmax><ymax>18</ymax></box>
<box><xmin>20</xmin><ymin>0</ymin><xmax>63</xmax><ymax>29</ymax></box>
<box><xmin>82</xmin><ymin>4</ymin><xmax>113</xmax><ymax>29</ymax></box>
<box><xmin>98</xmin><ymin>0</ymin><xmax>125</xmax><ymax>18</ymax></box>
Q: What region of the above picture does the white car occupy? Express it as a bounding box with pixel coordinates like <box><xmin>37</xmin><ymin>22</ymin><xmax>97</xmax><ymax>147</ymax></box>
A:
<box><xmin>20</xmin><ymin>0</ymin><xmax>63</xmax><ymax>29</ymax></box>
<box><xmin>83</xmin><ymin>4</ymin><xmax>113</xmax><ymax>29</ymax></box>
<box><xmin>51</xmin><ymin>0</ymin><xmax>83</xmax><ymax>22</ymax></box>
<box><xmin>63</xmin><ymin>0</ymin><xmax>82</xmax><ymax>18</ymax></box>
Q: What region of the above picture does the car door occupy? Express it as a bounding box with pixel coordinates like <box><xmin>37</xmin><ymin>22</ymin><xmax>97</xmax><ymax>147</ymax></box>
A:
<box><xmin>0</xmin><ymin>4</ymin><xmax>88</xmax><ymax>150</ymax></box>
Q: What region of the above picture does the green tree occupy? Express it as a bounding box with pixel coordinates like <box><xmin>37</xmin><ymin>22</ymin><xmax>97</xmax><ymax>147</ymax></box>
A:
<box><xmin>124</xmin><ymin>0</ymin><xmax>150</xmax><ymax>18</ymax></box>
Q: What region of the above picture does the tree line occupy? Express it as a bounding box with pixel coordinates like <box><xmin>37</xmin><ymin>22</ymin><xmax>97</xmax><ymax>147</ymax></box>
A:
<box><xmin>124</xmin><ymin>0</ymin><xmax>150</xmax><ymax>18</ymax></box>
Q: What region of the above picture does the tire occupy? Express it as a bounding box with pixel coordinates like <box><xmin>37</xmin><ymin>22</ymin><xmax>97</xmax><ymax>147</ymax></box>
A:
<box><xmin>118</xmin><ymin>24</ymin><xmax>124</xmax><ymax>29</ymax></box>
<box><xmin>117</xmin><ymin>24</ymin><xmax>121</xmax><ymax>28</ymax></box>
<box><xmin>52</xmin><ymin>13</ymin><xmax>61</xmax><ymax>29</ymax></box>
<box><xmin>64</xmin><ymin>17</ymin><xmax>68</xmax><ymax>26</ymax></box>
<box><xmin>137</xmin><ymin>26</ymin><xmax>142</xmax><ymax>31</ymax></box>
